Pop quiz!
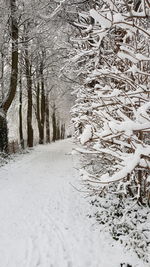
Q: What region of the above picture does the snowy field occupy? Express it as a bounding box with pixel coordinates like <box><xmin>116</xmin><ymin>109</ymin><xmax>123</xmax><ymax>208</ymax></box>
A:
<box><xmin>0</xmin><ymin>139</ymin><xmax>147</xmax><ymax>267</ymax></box>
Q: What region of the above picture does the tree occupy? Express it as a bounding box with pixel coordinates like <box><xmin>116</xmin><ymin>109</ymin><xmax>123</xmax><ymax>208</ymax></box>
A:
<box><xmin>0</xmin><ymin>0</ymin><xmax>19</xmax><ymax>152</ymax></box>
<box><xmin>19</xmin><ymin>67</ymin><xmax>24</xmax><ymax>149</ymax></box>
<box><xmin>0</xmin><ymin>0</ymin><xmax>79</xmax><ymax>150</ymax></box>
<box><xmin>45</xmin><ymin>90</ymin><xmax>50</xmax><ymax>143</ymax></box>
<box><xmin>24</xmin><ymin>23</ymin><xmax>34</xmax><ymax>147</ymax></box>
<box><xmin>52</xmin><ymin>104</ymin><xmax>57</xmax><ymax>142</ymax></box>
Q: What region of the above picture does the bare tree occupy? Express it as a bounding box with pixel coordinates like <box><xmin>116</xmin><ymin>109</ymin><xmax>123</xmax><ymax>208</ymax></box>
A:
<box><xmin>0</xmin><ymin>0</ymin><xmax>19</xmax><ymax>152</ymax></box>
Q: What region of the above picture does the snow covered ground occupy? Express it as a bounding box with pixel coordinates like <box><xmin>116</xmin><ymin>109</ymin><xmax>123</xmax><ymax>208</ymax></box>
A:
<box><xmin>0</xmin><ymin>139</ymin><xmax>147</xmax><ymax>267</ymax></box>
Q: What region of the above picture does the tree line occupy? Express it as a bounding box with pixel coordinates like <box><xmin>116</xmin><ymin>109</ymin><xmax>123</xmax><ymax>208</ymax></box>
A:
<box><xmin>0</xmin><ymin>0</ymin><xmax>70</xmax><ymax>153</ymax></box>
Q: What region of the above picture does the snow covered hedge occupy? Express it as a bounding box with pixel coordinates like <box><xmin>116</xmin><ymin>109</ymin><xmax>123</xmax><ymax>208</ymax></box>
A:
<box><xmin>71</xmin><ymin>0</ymin><xmax>150</xmax><ymax>205</ymax></box>
<box><xmin>71</xmin><ymin>1</ymin><xmax>150</xmax><ymax>260</ymax></box>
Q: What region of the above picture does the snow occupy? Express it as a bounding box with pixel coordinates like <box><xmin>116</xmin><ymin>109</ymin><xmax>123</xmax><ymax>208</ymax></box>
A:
<box><xmin>136</xmin><ymin>53</ymin><xmax>150</xmax><ymax>61</ymax></box>
<box><xmin>0</xmin><ymin>139</ymin><xmax>147</xmax><ymax>267</ymax></box>
<box><xmin>38</xmin><ymin>0</ymin><xmax>66</xmax><ymax>21</ymax></box>
<box><xmin>104</xmin><ymin>0</ymin><xmax>118</xmax><ymax>11</ymax></box>
<box><xmin>136</xmin><ymin>102</ymin><xmax>150</xmax><ymax>123</ymax></box>
<box><xmin>90</xmin><ymin>9</ymin><xmax>111</xmax><ymax>29</ymax></box>
<box><xmin>113</xmin><ymin>13</ymin><xmax>124</xmax><ymax>23</ymax></box>
<box><xmin>118</xmin><ymin>51</ymin><xmax>138</xmax><ymax>64</ymax></box>
<box><xmin>70</xmin><ymin>50</ymin><xmax>95</xmax><ymax>63</ymax></box>
<box><xmin>80</xmin><ymin>125</ymin><xmax>92</xmax><ymax>144</ymax></box>
<box><xmin>82</xmin><ymin>24</ymin><xmax>93</xmax><ymax>33</ymax></box>
<box><xmin>96</xmin><ymin>145</ymin><xmax>150</xmax><ymax>184</ymax></box>
<box><xmin>106</xmin><ymin>119</ymin><xmax>150</xmax><ymax>137</ymax></box>
<box><xmin>131</xmin><ymin>11</ymin><xmax>146</xmax><ymax>17</ymax></box>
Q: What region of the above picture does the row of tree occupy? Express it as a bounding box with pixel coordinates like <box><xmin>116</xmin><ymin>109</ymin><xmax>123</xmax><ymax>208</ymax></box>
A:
<box><xmin>0</xmin><ymin>0</ymin><xmax>69</xmax><ymax>153</ymax></box>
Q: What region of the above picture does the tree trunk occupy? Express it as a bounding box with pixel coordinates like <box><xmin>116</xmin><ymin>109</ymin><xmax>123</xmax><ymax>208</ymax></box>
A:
<box><xmin>61</xmin><ymin>123</ymin><xmax>65</xmax><ymax>139</ymax></box>
<box><xmin>19</xmin><ymin>71</ymin><xmax>24</xmax><ymax>149</ymax></box>
<box><xmin>56</xmin><ymin>120</ymin><xmax>60</xmax><ymax>140</ymax></box>
<box><xmin>52</xmin><ymin>106</ymin><xmax>56</xmax><ymax>142</ymax></box>
<box><xmin>45</xmin><ymin>92</ymin><xmax>50</xmax><ymax>143</ymax></box>
<box><xmin>0</xmin><ymin>0</ymin><xmax>18</xmax><ymax>152</ymax></box>
<box><xmin>25</xmin><ymin>32</ymin><xmax>33</xmax><ymax>147</ymax></box>
<box><xmin>39</xmin><ymin>59</ymin><xmax>45</xmax><ymax>144</ymax></box>
<box><xmin>36</xmin><ymin>78</ymin><xmax>46</xmax><ymax>144</ymax></box>
<box><xmin>36</xmin><ymin>81</ymin><xmax>43</xmax><ymax>144</ymax></box>
<box><xmin>0</xmin><ymin>113</ymin><xmax>8</xmax><ymax>153</ymax></box>
<box><xmin>26</xmin><ymin>68</ymin><xmax>33</xmax><ymax>148</ymax></box>
<box><xmin>0</xmin><ymin>51</ymin><xmax>4</xmax><ymax>101</ymax></box>
<box><xmin>3</xmin><ymin>0</ymin><xmax>18</xmax><ymax>113</ymax></box>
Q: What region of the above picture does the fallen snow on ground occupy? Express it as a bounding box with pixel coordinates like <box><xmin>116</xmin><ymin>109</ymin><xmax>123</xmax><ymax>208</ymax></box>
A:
<box><xmin>0</xmin><ymin>139</ymin><xmax>147</xmax><ymax>267</ymax></box>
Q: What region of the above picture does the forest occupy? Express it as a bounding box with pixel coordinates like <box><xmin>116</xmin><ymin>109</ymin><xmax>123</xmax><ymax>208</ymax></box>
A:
<box><xmin>0</xmin><ymin>1</ymin><xmax>150</xmax><ymax>267</ymax></box>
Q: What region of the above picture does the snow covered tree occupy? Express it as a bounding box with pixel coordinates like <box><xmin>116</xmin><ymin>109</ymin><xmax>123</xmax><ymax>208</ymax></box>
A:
<box><xmin>0</xmin><ymin>0</ymin><xmax>72</xmax><ymax>150</ymax></box>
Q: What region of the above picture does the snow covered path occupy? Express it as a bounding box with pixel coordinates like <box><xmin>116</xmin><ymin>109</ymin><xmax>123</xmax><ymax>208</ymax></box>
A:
<box><xmin>0</xmin><ymin>139</ymin><xmax>146</xmax><ymax>267</ymax></box>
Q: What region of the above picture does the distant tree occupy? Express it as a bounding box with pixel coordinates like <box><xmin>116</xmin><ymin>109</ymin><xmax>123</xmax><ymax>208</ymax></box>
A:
<box><xmin>19</xmin><ymin>67</ymin><xmax>24</xmax><ymax>149</ymax></box>
<box><xmin>45</xmin><ymin>88</ymin><xmax>51</xmax><ymax>143</ymax></box>
<box><xmin>52</xmin><ymin>104</ymin><xmax>57</xmax><ymax>142</ymax></box>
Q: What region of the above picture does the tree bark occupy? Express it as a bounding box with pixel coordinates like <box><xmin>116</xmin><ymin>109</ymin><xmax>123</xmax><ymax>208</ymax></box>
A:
<box><xmin>26</xmin><ymin>66</ymin><xmax>33</xmax><ymax>147</ymax></box>
<box><xmin>52</xmin><ymin>105</ymin><xmax>56</xmax><ymax>142</ymax></box>
<box><xmin>56</xmin><ymin>119</ymin><xmax>60</xmax><ymax>140</ymax></box>
<box><xmin>36</xmin><ymin>81</ymin><xmax>43</xmax><ymax>144</ymax></box>
<box><xmin>39</xmin><ymin>59</ymin><xmax>45</xmax><ymax>144</ymax></box>
<box><xmin>0</xmin><ymin>51</ymin><xmax>4</xmax><ymax>101</ymax></box>
<box><xmin>0</xmin><ymin>113</ymin><xmax>8</xmax><ymax>152</ymax></box>
<box><xmin>0</xmin><ymin>0</ymin><xmax>18</xmax><ymax>152</ymax></box>
<box><xmin>24</xmin><ymin>29</ymin><xmax>33</xmax><ymax>147</ymax></box>
<box><xmin>36</xmin><ymin>59</ymin><xmax>46</xmax><ymax>145</ymax></box>
<box><xmin>3</xmin><ymin>0</ymin><xmax>18</xmax><ymax>112</ymax></box>
<box><xmin>45</xmin><ymin>92</ymin><xmax>50</xmax><ymax>143</ymax></box>
<box><xmin>19</xmin><ymin>70</ymin><xmax>24</xmax><ymax>149</ymax></box>
<box><xmin>61</xmin><ymin>123</ymin><xmax>65</xmax><ymax>139</ymax></box>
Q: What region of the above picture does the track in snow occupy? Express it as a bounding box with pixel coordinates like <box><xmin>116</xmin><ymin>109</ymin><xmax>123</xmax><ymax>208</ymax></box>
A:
<box><xmin>0</xmin><ymin>139</ymin><xmax>146</xmax><ymax>267</ymax></box>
